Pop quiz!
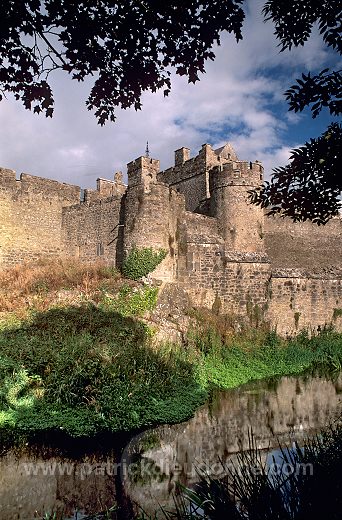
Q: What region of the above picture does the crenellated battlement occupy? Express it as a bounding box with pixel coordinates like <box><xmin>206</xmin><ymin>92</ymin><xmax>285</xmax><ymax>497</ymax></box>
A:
<box><xmin>0</xmin><ymin>167</ymin><xmax>81</xmax><ymax>202</ymax></box>
<box><xmin>0</xmin><ymin>168</ymin><xmax>17</xmax><ymax>189</ymax></box>
<box><xmin>1</xmin><ymin>142</ymin><xmax>341</xmax><ymax>335</ymax></box>
<box><xmin>19</xmin><ymin>173</ymin><xmax>81</xmax><ymax>201</ymax></box>
<box><xmin>209</xmin><ymin>160</ymin><xmax>263</xmax><ymax>191</ymax></box>
<box><xmin>127</xmin><ymin>156</ymin><xmax>160</xmax><ymax>189</ymax></box>
<box><xmin>84</xmin><ymin>172</ymin><xmax>127</xmax><ymax>202</ymax></box>
<box><xmin>158</xmin><ymin>143</ymin><xmax>221</xmax><ymax>186</ymax></box>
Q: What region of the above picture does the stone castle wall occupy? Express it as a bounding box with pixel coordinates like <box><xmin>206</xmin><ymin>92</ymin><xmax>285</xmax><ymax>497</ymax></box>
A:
<box><xmin>0</xmin><ymin>167</ymin><xmax>128</xmax><ymax>268</ymax></box>
<box><xmin>62</xmin><ymin>195</ymin><xmax>124</xmax><ymax>266</ymax></box>
<box><xmin>0</xmin><ymin>168</ymin><xmax>80</xmax><ymax>266</ymax></box>
<box><xmin>264</xmin><ymin>216</ymin><xmax>342</xmax><ymax>269</ymax></box>
<box><xmin>268</xmin><ymin>269</ymin><xmax>342</xmax><ymax>335</ymax></box>
<box><xmin>1</xmin><ymin>143</ymin><xmax>341</xmax><ymax>334</ymax></box>
<box><xmin>122</xmin><ymin>156</ymin><xmax>186</xmax><ymax>281</ymax></box>
<box><xmin>157</xmin><ymin>143</ymin><xmax>238</xmax><ymax>212</ymax></box>
<box><xmin>209</xmin><ymin>161</ymin><xmax>265</xmax><ymax>252</ymax></box>
<box><xmin>157</xmin><ymin>145</ymin><xmax>210</xmax><ymax>212</ymax></box>
<box><xmin>175</xmin><ymin>212</ymin><xmax>270</xmax><ymax>314</ymax></box>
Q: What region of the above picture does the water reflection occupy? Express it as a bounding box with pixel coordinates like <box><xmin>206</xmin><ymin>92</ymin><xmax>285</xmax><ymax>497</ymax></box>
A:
<box><xmin>0</xmin><ymin>373</ymin><xmax>341</xmax><ymax>519</ymax></box>
<box><xmin>0</xmin><ymin>451</ymin><xmax>117</xmax><ymax>519</ymax></box>
<box><xmin>122</xmin><ymin>374</ymin><xmax>342</xmax><ymax>515</ymax></box>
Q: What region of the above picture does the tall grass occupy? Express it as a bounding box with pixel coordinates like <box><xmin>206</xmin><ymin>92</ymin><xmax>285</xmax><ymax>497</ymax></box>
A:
<box><xmin>0</xmin><ymin>257</ymin><xmax>120</xmax><ymax>312</ymax></box>
<box><xmin>188</xmin><ymin>322</ymin><xmax>342</xmax><ymax>390</ymax></box>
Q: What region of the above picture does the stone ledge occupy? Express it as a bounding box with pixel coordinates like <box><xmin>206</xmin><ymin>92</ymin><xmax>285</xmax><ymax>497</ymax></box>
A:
<box><xmin>272</xmin><ymin>267</ymin><xmax>342</xmax><ymax>279</ymax></box>
<box><xmin>222</xmin><ymin>251</ymin><xmax>270</xmax><ymax>264</ymax></box>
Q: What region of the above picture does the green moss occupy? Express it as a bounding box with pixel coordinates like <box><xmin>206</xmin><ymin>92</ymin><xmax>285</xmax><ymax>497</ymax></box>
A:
<box><xmin>333</xmin><ymin>308</ymin><xmax>342</xmax><ymax>320</ymax></box>
<box><xmin>294</xmin><ymin>311</ymin><xmax>301</xmax><ymax>329</ymax></box>
<box><xmin>211</xmin><ymin>295</ymin><xmax>222</xmax><ymax>316</ymax></box>
<box><xmin>246</xmin><ymin>300</ymin><xmax>264</xmax><ymax>328</ymax></box>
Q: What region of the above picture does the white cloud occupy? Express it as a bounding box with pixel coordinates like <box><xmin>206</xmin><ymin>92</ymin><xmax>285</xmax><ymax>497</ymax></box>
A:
<box><xmin>59</xmin><ymin>145</ymin><xmax>90</xmax><ymax>160</ymax></box>
<box><xmin>261</xmin><ymin>146</ymin><xmax>296</xmax><ymax>180</ymax></box>
<box><xmin>0</xmin><ymin>0</ymin><xmax>333</xmax><ymax>188</ymax></box>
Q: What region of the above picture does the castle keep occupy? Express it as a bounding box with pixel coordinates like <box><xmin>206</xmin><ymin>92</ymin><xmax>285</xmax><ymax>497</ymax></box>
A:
<box><xmin>1</xmin><ymin>143</ymin><xmax>341</xmax><ymax>334</ymax></box>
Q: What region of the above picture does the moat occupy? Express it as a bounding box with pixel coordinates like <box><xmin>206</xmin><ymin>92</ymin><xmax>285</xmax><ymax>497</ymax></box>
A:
<box><xmin>0</xmin><ymin>372</ymin><xmax>341</xmax><ymax>519</ymax></box>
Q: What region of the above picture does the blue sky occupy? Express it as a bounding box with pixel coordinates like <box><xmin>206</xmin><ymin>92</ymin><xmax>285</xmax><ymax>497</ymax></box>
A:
<box><xmin>0</xmin><ymin>0</ymin><xmax>340</xmax><ymax>189</ymax></box>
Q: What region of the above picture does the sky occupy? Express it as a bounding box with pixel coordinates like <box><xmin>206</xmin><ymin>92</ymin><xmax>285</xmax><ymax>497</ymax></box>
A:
<box><xmin>0</xmin><ymin>0</ymin><xmax>339</xmax><ymax>189</ymax></box>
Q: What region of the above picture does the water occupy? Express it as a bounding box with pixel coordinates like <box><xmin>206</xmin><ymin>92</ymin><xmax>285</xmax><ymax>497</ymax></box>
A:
<box><xmin>0</xmin><ymin>373</ymin><xmax>341</xmax><ymax>519</ymax></box>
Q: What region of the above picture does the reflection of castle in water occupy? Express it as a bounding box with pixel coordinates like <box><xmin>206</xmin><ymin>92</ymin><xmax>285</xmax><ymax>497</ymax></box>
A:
<box><xmin>0</xmin><ymin>374</ymin><xmax>341</xmax><ymax>518</ymax></box>
<box><xmin>123</xmin><ymin>374</ymin><xmax>342</xmax><ymax>515</ymax></box>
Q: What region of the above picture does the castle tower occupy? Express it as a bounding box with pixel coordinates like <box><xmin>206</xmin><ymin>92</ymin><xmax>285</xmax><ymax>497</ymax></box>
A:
<box><xmin>126</xmin><ymin>155</ymin><xmax>160</xmax><ymax>192</ymax></box>
<box><xmin>123</xmin><ymin>155</ymin><xmax>184</xmax><ymax>281</ymax></box>
<box><xmin>209</xmin><ymin>159</ymin><xmax>265</xmax><ymax>252</ymax></box>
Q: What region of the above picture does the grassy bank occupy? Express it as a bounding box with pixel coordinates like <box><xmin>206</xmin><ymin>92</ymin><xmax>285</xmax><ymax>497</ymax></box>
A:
<box><xmin>195</xmin><ymin>324</ymin><xmax>342</xmax><ymax>389</ymax></box>
<box><xmin>0</xmin><ymin>260</ymin><xmax>342</xmax><ymax>445</ymax></box>
<box><xmin>1</xmin><ymin>306</ymin><xmax>342</xmax><ymax>444</ymax></box>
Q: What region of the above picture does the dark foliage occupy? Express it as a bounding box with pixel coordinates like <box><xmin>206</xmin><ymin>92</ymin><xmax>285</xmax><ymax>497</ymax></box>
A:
<box><xmin>263</xmin><ymin>1</ymin><xmax>341</xmax><ymax>125</ymax></box>
<box><xmin>250</xmin><ymin>123</ymin><xmax>342</xmax><ymax>224</ymax></box>
<box><xmin>263</xmin><ymin>0</ymin><xmax>341</xmax><ymax>53</ymax></box>
<box><xmin>250</xmin><ymin>0</ymin><xmax>342</xmax><ymax>223</ymax></box>
<box><xmin>285</xmin><ymin>69</ymin><xmax>341</xmax><ymax>119</ymax></box>
<box><xmin>1</xmin><ymin>1</ymin><xmax>341</xmax><ymax>221</ymax></box>
<box><xmin>0</xmin><ymin>0</ymin><xmax>244</xmax><ymax>124</ymax></box>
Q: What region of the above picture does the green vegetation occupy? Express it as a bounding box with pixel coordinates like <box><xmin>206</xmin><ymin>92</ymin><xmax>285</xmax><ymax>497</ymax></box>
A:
<box><xmin>0</xmin><ymin>305</ymin><xmax>205</xmax><ymax>442</ymax></box>
<box><xmin>100</xmin><ymin>284</ymin><xmax>159</xmax><ymax>317</ymax></box>
<box><xmin>1</xmin><ymin>301</ymin><xmax>342</xmax><ymax>446</ymax></box>
<box><xmin>333</xmin><ymin>308</ymin><xmax>342</xmax><ymax>321</ymax></box>
<box><xmin>192</xmin><ymin>326</ymin><xmax>342</xmax><ymax>390</ymax></box>
<box><xmin>0</xmin><ymin>259</ymin><xmax>342</xmax><ymax>448</ymax></box>
<box><xmin>122</xmin><ymin>247</ymin><xmax>167</xmax><ymax>280</ymax></box>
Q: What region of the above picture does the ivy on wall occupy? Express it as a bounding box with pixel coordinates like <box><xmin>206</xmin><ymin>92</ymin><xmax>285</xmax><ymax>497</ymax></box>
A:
<box><xmin>122</xmin><ymin>247</ymin><xmax>167</xmax><ymax>280</ymax></box>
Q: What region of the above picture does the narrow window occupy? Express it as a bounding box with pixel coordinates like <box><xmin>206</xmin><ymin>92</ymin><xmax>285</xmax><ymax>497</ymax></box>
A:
<box><xmin>97</xmin><ymin>243</ymin><xmax>104</xmax><ymax>256</ymax></box>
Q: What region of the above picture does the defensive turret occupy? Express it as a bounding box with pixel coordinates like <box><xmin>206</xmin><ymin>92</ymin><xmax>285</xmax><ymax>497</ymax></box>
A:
<box><xmin>209</xmin><ymin>159</ymin><xmax>265</xmax><ymax>252</ymax></box>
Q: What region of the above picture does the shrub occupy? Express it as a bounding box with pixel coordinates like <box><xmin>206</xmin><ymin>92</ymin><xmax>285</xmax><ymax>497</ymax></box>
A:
<box><xmin>122</xmin><ymin>247</ymin><xmax>167</xmax><ymax>280</ymax></box>
<box><xmin>100</xmin><ymin>284</ymin><xmax>159</xmax><ymax>317</ymax></box>
<box><xmin>0</xmin><ymin>305</ymin><xmax>205</xmax><ymax>440</ymax></box>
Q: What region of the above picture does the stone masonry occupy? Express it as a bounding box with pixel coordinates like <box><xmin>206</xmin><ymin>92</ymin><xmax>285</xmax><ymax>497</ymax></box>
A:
<box><xmin>1</xmin><ymin>143</ymin><xmax>341</xmax><ymax>334</ymax></box>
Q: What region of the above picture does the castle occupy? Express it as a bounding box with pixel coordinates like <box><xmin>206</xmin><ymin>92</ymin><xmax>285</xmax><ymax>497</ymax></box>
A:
<box><xmin>1</xmin><ymin>143</ymin><xmax>341</xmax><ymax>334</ymax></box>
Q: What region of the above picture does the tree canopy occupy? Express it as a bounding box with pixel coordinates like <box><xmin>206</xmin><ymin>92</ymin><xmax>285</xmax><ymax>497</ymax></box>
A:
<box><xmin>0</xmin><ymin>0</ymin><xmax>341</xmax><ymax>222</ymax></box>
<box><xmin>249</xmin><ymin>122</ymin><xmax>341</xmax><ymax>224</ymax></box>
<box><xmin>0</xmin><ymin>0</ymin><xmax>244</xmax><ymax>125</ymax></box>
<box><xmin>249</xmin><ymin>0</ymin><xmax>341</xmax><ymax>224</ymax></box>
